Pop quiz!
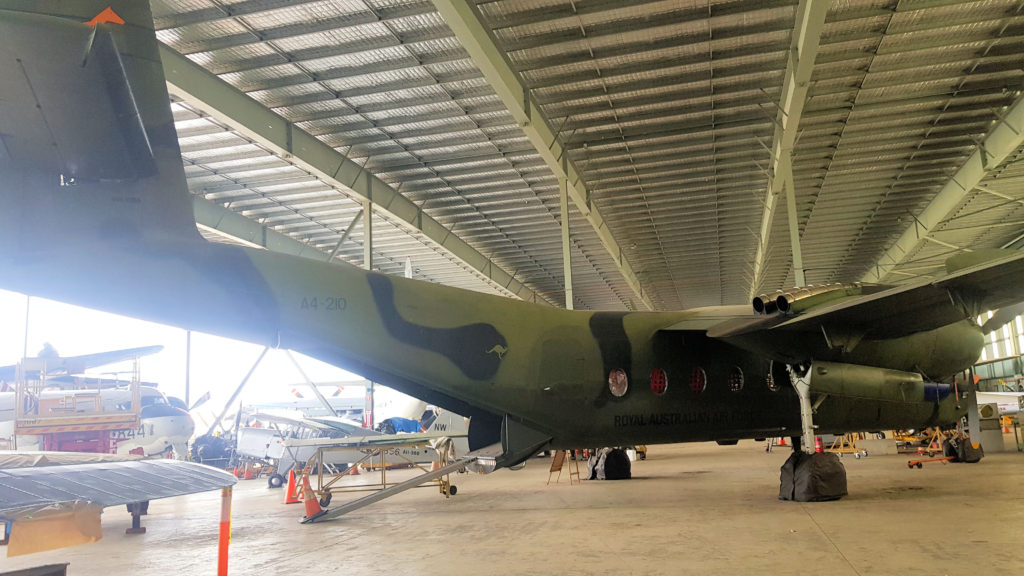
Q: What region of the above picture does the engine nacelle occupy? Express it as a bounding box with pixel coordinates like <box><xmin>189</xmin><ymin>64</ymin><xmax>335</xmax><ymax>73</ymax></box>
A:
<box><xmin>754</xmin><ymin>283</ymin><xmax>867</xmax><ymax>316</ymax></box>
<box><xmin>807</xmin><ymin>361</ymin><xmax>952</xmax><ymax>404</ymax></box>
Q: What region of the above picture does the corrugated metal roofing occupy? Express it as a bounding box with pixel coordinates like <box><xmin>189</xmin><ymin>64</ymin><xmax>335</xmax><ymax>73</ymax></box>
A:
<box><xmin>152</xmin><ymin>0</ymin><xmax>1024</xmax><ymax>311</ymax></box>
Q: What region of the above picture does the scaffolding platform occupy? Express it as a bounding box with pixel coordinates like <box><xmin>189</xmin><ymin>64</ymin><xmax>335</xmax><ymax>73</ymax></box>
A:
<box><xmin>10</xmin><ymin>357</ymin><xmax>142</xmax><ymax>453</ymax></box>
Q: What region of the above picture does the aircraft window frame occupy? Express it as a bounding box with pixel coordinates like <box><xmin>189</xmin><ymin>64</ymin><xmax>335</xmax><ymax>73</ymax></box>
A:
<box><xmin>141</xmin><ymin>395</ymin><xmax>168</xmax><ymax>407</ymax></box>
<box><xmin>729</xmin><ymin>367</ymin><xmax>744</xmax><ymax>392</ymax></box>
<box><xmin>650</xmin><ymin>368</ymin><xmax>668</xmax><ymax>396</ymax></box>
<box><xmin>608</xmin><ymin>369</ymin><xmax>629</xmax><ymax>397</ymax></box>
<box><xmin>689</xmin><ymin>367</ymin><xmax>707</xmax><ymax>394</ymax></box>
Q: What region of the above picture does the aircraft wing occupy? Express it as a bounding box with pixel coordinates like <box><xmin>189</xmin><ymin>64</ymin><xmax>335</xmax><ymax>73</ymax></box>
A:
<box><xmin>0</xmin><ymin>459</ymin><xmax>235</xmax><ymax>520</ymax></box>
<box><xmin>284</xmin><ymin>430</ymin><xmax>465</xmax><ymax>449</ymax></box>
<box><xmin>1</xmin><ymin>458</ymin><xmax>235</xmax><ymax>556</ymax></box>
<box><xmin>0</xmin><ymin>345</ymin><xmax>164</xmax><ymax>382</ymax></box>
<box><xmin>306</xmin><ymin>416</ymin><xmax>373</xmax><ymax>436</ymax></box>
<box><xmin>709</xmin><ymin>251</ymin><xmax>1024</xmax><ymax>340</ymax></box>
<box><xmin>247</xmin><ymin>410</ymin><xmax>339</xmax><ymax>432</ymax></box>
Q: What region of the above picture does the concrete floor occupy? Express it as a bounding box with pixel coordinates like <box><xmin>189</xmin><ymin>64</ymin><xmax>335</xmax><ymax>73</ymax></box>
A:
<box><xmin>3</xmin><ymin>440</ymin><xmax>1023</xmax><ymax>575</ymax></box>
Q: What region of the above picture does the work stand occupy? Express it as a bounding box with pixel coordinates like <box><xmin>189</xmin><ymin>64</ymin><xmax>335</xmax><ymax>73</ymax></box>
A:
<box><xmin>125</xmin><ymin>501</ymin><xmax>149</xmax><ymax>534</ymax></box>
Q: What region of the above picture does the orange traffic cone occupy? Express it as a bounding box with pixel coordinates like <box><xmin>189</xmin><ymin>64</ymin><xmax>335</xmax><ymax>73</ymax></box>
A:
<box><xmin>284</xmin><ymin>470</ymin><xmax>301</xmax><ymax>504</ymax></box>
<box><xmin>779</xmin><ymin>437</ymin><xmax>786</xmax><ymax>447</ymax></box>
<box><xmin>243</xmin><ymin>464</ymin><xmax>254</xmax><ymax>480</ymax></box>
<box><xmin>300</xmin><ymin>473</ymin><xmax>323</xmax><ymax>519</ymax></box>
<box><xmin>348</xmin><ymin>464</ymin><xmax>360</xmax><ymax>475</ymax></box>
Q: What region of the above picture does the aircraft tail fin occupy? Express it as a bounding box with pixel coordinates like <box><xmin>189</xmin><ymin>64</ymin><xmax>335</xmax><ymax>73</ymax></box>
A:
<box><xmin>0</xmin><ymin>0</ymin><xmax>199</xmax><ymax>255</ymax></box>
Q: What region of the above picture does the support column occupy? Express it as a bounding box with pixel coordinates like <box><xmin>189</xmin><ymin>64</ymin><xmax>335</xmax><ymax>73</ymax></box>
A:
<box><xmin>362</xmin><ymin>197</ymin><xmax>375</xmax><ymax>426</ymax></box>
<box><xmin>781</xmin><ymin>155</ymin><xmax>806</xmax><ymax>286</ymax></box>
<box><xmin>560</xmin><ymin>177</ymin><xmax>574</xmax><ymax>310</ymax></box>
<box><xmin>22</xmin><ymin>295</ymin><xmax>30</xmax><ymax>359</ymax></box>
<box><xmin>185</xmin><ymin>330</ymin><xmax>191</xmax><ymax>407</ymax></box>
<box><xmin>364</xmin><ymin>382</ymin><xmax>374</xmax><ymax>429</ymax></box>
<box><xmin>362</xmin><ymin>199</ymin><xmax>373</xmax><ymax>271</ymax></box>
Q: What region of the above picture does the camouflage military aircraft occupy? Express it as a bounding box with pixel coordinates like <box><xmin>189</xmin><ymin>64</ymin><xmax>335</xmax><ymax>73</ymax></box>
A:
<box><xmin>2</xmin><ymin>2</ymin><xmax>1023</xmax><ymax>483</ymax></box>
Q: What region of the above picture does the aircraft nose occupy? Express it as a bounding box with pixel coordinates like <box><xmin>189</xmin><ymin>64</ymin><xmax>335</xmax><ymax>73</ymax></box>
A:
<box><xmin>141</xmin><ymin>403</ymin><xmax>188</xmax><ymax>419</ymax></box>
<box><xmin>141</xmin><ymin>404</ymin><xmax>196</xmax><ymax>436</ymax></box>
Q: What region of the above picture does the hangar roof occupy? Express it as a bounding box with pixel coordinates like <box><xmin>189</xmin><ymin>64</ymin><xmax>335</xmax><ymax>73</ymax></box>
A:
<box><xmin>151</xmin><ymin>0</ymin><xmax>1024</xmax><ymax>311</ymax></box>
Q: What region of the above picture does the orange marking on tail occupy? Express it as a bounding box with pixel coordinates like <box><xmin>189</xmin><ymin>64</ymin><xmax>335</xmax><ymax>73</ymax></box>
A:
<box><xmin>86</xmin><ymin>7</ymin><xmax>125</xmax><ymax>27</ymax></box>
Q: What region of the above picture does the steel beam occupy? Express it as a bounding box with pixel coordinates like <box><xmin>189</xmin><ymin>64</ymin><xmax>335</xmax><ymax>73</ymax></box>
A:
<box><xmin>160</xmin><ymin>44</ymin><xmax>542</xmax><ymax>305</ymax></box>
<box><xmin>362</xmin><ymin>199</ymin><xmax>373</xmax><ymax>271</ymax></box>
<box><xmin>432</xmin><ymin>0</ymin><xmax>653</xmax><ymax>310</ymax></box>
<box><xmin>560</xmin><ymin>178</ymin><xmax>573</xmax><ymax>310</ymax></box>
<box><xmin>781</xmin><ymin>154</ymin><xmax>805</xmax><ymax>287</ymax></box>
<box><xmin>750</xmin><ymin>0</ymin><xmax>829</xmax><ymax>296</ymax></box>
<box><xmin>860</xmin><ymin>93</ymin><xmax>1024</xmax><ymax>284</ymax></box>
<box><xmin>194</xmin><ymin>196</ymin><xmax>329</xmax><ymax>258</ymax></box>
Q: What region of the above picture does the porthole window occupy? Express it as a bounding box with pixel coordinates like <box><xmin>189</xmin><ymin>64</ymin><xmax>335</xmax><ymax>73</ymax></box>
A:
<box><xmin>729</xmin><ymin>367</ymin><xmax>744</xmax><ymax>392</ymax></box>
<box><xmin>690</xmin><ymin>367</ymin><xmax>707</xmax><ymax>393</ymax></box>
<box><xmin>650</xmin><ymin>368</ymin><xmax>668</xmax><ymax>396</ymax></box>
<box><xmin>608</xmin><ymin>369</ymin><xmax>628</xmax><ymax>397</ymax></box>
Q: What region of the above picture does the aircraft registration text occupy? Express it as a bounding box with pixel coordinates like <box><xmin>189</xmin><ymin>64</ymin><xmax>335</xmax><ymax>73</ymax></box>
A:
<box><xmin>300</xmin><ymin>296</ymin><xmax>347</xmax><ymax>311</ymax></box>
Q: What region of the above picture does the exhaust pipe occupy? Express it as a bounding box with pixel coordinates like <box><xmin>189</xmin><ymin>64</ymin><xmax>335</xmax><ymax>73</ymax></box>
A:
<box><xmin>752</xmin><ymin>290</ymin><xmax>785</xmax><ymax>315</ymax></box>
<box><xmin>754</xmin><ymin>283</ymin><xmax>872</xmax><ymax>316</ymax></box>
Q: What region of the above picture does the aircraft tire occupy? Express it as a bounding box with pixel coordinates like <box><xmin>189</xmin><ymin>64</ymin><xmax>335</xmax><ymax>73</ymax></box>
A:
<box><xmin>267</xmin><ymin>474</ymin><xmax>285</xmax><ymax>489</ymax></box>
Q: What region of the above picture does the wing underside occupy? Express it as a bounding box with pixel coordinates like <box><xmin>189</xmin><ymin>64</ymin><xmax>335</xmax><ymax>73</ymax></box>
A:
<box><xmin>1</xmin><ymin>458</ymin><xmax>235</xmax><ymax>556</ymax></box>
<box><xmin>708</xmin><ymin>251</ymin><xmax>1024</xmax><ymax>341</ymax></box>
<box><xmin>0</xmin><ymin>459</ymin><xmax>236</xmax><ymax>521</ymax></box>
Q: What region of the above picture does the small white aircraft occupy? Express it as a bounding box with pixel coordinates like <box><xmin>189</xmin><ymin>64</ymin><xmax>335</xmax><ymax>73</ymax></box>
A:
<box><xmin>976</xmin><ymin>391</ymin><xmax>1024</xmax><ymax>416</ymax></box>
<box><xmin>236</xmin><ymin>383</ymin><xmax>468</xmax><ymax>486</ymax></box>
<box><xmin>238</xmin><ymin>408</ymin><xmax>469</xmax><ymax>488</ymax></box>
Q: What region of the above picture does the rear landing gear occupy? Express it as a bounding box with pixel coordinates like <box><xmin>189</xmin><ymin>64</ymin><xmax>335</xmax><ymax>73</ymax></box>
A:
<box><xmin>778</xmin><ymin>365</ymin><xmax>848</xmax><ymax>502</ymax></box>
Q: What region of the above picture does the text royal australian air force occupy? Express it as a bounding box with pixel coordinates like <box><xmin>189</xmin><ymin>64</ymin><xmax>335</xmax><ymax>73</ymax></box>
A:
<box><xmin>613</xmin><ymin>410</ymin><xmax>747</xmax><ymax>428</ymax></box>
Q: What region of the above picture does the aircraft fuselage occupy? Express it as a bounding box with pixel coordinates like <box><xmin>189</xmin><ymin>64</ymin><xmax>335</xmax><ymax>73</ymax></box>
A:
<box><xmin>0</xmin><ymin>237</ymin><xmax>975</xmax><ymax>454</ymax></box>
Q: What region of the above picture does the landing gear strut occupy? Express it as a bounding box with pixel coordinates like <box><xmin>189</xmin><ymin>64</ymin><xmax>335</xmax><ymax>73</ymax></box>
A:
<box><xmin>778</xmin><ymin>364</ymin><xmax>848</xmax><ymax>502</ymax></box>
<box><xmin>789</xmin><ymin>364</ymin><xmax>817</xmax><ymax>455</ymax></box>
